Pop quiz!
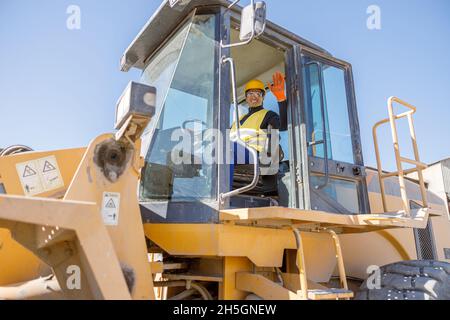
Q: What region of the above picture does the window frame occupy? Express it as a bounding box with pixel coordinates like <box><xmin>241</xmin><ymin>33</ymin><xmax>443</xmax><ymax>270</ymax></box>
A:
<box><xmin>295</xmin><ymin>46</ymin><xmax>370</xmax><ymax>214</ymax></box>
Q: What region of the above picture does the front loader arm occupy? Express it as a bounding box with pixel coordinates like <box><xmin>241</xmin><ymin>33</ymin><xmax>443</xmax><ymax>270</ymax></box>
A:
<box><xmin>0</xmin><ymin>133</ymin><xmax>155</xmax><ymax>300</ymax></box>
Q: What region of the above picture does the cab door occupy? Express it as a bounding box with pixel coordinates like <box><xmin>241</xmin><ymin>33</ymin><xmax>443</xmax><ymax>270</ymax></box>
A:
<box><xmin>295</xmin><ymin>46</ymin><xmax>370</xmax><ymax>214</ymax></box>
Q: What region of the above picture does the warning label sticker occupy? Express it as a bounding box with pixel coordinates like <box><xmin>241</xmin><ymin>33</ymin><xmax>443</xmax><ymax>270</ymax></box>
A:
<box><xmin>101</xmin><ymin>192</ymin><xmax>120</xmax><ymax>226</ymax></box>
<box><xmin>37</xmin><ymin>157</ymin><xmax>64</xmax><ymax>191</ymax></box>
<box><xmin>23</xmin><ymin>165</ymin><xmax>37</xmax><ymax>177</ymax></box>
<box><xmin>16</xmin><ymin>156</ymin><xmax>64</xmax><ymax>196</ymax></box>
<box><xmin>16</xmin><ymin>161</ymin><xmax>43</xmax><ymax>196</ymax></box>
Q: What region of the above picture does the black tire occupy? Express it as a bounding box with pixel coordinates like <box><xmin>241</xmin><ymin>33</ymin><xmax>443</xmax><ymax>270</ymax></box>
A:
<box><xmin>355</xmin><ymin>260</ymin><xmax>450</xmax><ymax>300</ymax></box>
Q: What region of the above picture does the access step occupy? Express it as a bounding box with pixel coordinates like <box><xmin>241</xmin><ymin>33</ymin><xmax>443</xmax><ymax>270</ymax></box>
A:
<box><xmin>307</xmin><ymin>289</ymin><xmax>354</xmax><ymax>300</ymax></box>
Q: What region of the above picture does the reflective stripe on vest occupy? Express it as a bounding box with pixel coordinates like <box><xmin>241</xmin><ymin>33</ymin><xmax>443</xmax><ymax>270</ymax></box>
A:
<box><xmin>230</xmin><ymin>109</ymin><xmax>269</xmax><ymax>153</ymax></box>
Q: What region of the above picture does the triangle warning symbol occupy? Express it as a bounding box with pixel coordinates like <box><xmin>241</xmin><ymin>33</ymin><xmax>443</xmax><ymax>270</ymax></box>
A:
<box><xmin>43</xmin><ymin>161</ymin><xmax>56</xmax><ymax>173</ymax></box>
<box><xmin>105</xmin><ymin>198</ymin><xmax>116</xmax><ymax>209</ymax></box>
<box><xmin>23</xmin><ymin>165</ymin><xmax>37</xmax><ymax>178</ymax></box>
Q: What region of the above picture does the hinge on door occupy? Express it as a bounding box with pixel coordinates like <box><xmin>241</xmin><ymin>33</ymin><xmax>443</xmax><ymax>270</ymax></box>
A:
<box><xmin>295</xmin><ymin>165</ymin><xmax>302</xmax><ymax>184</ymax></box>
<box><xmin>290</xmin><ymin>72</ymin><xmax>300</xmax><ymax>94</ymax></box>
<box><xmin>290</xmin><ymin>82</ymin><xmax>297</xmax><ymax>94</ymax></box>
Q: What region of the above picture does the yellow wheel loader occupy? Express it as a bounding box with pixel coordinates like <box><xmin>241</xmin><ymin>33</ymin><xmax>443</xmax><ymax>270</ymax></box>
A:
<box><xmin>1</xmin><ymin>0</ymin><xmax>449</xmax><ymax>300</ymax></box>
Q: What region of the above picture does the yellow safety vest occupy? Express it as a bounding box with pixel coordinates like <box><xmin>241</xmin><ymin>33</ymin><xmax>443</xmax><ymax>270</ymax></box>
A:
<box><xmin>230</xmin><ymin>109</ymin><xmax>269</xmax><ymax>153</ymax></box>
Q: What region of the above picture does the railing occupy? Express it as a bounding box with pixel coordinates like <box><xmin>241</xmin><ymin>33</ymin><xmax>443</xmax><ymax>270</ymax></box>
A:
<box><xmin>219</xmin><ymin>57</ymin><xmax>260</xmax><ymax>203</ymax></box>
<box><xmin>291</xmin><ymin>227</ymin><xmax>351</xmax><ymax>300</ymax></box>
<box><xmin>372</xmin><ymin>97</ymin><xmax>428</xmax><ymax>216</ymax></box>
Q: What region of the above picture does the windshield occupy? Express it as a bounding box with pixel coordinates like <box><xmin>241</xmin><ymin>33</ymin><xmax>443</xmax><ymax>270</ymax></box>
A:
<box><xmin>139</xmin><ymin>13</ymin><xmax>217</xmax><ymax>202</ymax></box>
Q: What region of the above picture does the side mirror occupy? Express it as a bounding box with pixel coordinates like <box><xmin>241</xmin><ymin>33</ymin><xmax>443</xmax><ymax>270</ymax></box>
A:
<box><xmin>220</xmin><ymin>0</ymin><xmax>266</xmax><ymax>49</ymax></box>
<box><xmin>115</xmin><ymin>81</ymin><xmax>156</xmax><ymax>141</ymax></box>
<box><xmin>240</xmin><ymin>1</ymin><xmax>267</xmax><ymax>42</ymax></box>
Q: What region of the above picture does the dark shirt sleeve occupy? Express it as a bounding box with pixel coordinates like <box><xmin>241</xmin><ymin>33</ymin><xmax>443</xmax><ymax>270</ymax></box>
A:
<box><xmin>278</xmin><ymin>100</ymin><xmax>288</xmax><ymax>131</ymax></box>
<box><xmin>260</xmin><ymin>100</ymin><xmax>288</xmax><ymax>131</ymax></box>
<box><xmin>261</xmin><ymin>111</ymin><xmax>281</xmax><ymax>130</ymax></box>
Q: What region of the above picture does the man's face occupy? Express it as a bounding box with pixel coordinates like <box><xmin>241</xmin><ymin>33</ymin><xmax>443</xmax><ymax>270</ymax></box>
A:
<box><xmin>246</xmin><ymin>90</ymin><xmax>264</xmax><ymax>108</ymax></box>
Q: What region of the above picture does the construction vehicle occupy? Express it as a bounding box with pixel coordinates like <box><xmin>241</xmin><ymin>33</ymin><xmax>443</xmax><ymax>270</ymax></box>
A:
<box><xmin>0</xmin><ymin>0</ymin><xmax>449</xmax><ymax>300</ymax></box>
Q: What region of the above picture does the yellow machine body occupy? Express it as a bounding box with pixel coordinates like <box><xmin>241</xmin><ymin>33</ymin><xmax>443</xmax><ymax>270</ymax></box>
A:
<box><xmin>1</xmin><ymin>0</ymin><xmax>449</xmax><ymax>301</ymax></box>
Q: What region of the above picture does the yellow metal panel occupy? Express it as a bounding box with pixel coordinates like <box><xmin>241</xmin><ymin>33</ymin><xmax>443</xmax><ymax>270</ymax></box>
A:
<box><xmin>218</xmin><ymin>224</ymin><xmax>293</xmax><ymax>267</ymax></box>
<box><xmin>220</xmin><ymin>206</ymin><xmax>430</xmax><ymax>232</ymax></box>
<box><xmin>144</xmin><ymin>224</ymin><xmax>338</xmax><ymax>283</ymax></box>
<box><xmin>430</xmin><ymin>215</ymin><xmax>450</xmax><ymax>262</ymax></box>
<box><xmin>63</xmin><ymin>135</ymin><xmax>155</xmax><ymax>300</ymax></box>
<box><xmin>0</xmin><ymin>195</ymin><xmax>132</xmax><ymax>299</ymax></box>
<box><xmin>0</xmin><ymin>229</ymin><xmax>50</xmax><ymax>286</ymax></box>
<box><xmin>0</xmin><ymin>148</ymin><xmax>85</xmax><ymax>198</ymax></box>
<box><xmin>220</xmin><ymin>257</ymin><xmax>252</xmax><ymax>300</ymax></box>
<box><xmin>281</xmin><ymin>273</ymin><xmax>328</xmax><ymax>292</ymax></box>
<box><xmin>236</xmin><ymin>272</ymin><xmax>301</xmax><ymax>300</ymax></box>
<box><xmin>340</xmin><ymin>228</ymin><xmax>417</xmax><ymax>280</ymax></box>
<box><xmin>144</xmin><ymin>224</ymin><xmax>219</xmax><ymax>256</ymax></box>
<box><xmin>150</xmin><ymin>262</ymin><xmax>164</xmax><ymax>274</ymax></box>
<box><xmin>0</xmin><ymin>134</ymin><xmax>154</xmax><ymax>299</ymax></box>
<box><xmin>0</xmin><ymin>148</ymin><xmax>85</xmax><ymax>287</ymax></box>
<box><xmin>144</xmin><ymin>224</ymin><xmax>293</xmax><ymax>267</ymax></box>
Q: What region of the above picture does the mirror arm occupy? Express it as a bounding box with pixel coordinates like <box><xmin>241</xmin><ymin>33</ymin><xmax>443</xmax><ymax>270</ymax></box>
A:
<box><xmin>220</xmin><ymin>0</ymin><xmax>256</xmax><ymax>49</ymax></box>
<box><xmin>228</xmin><ymin>0</ymin><xmax>241</xmax><ymax>8</ymax></box>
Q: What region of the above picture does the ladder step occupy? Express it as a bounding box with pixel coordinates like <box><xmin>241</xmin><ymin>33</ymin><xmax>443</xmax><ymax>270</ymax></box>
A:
<box><xmin>381</xmin><ymin>167</ymin><xmax>420</xmax><ymax>179</ymax></box>
<box><xmin>307</xmin><ymin>289</ymin><xmax>354</xmax><ymax>300</ymax></box>
<box><xmin>399</xmin><ymin>157</ymin><xmax>427</xmax><ymax>169</ymax></box>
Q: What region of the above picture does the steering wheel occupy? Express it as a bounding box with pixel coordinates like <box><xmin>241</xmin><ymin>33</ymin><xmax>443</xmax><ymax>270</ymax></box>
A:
<box><xmin>182</xmin><ymin>119</ymin><xmax>208</xmax><ymax>131</ymax></box>
<box><xmin>180</xmin><ymin>119</ymin><xmax>213</xmax><ymax>166</ymax></box>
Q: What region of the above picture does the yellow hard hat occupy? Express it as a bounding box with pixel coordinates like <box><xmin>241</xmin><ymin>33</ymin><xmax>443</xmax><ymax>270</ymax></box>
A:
<box><xmin>245</xmin><ymin>79</ymin><xmax>266</xmax><ymax>95</ymax></box>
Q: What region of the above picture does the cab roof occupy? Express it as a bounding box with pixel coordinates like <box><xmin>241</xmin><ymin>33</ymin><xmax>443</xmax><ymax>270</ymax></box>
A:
<box><xmin>121</xmin><ymin>0</ymin><xmax>330</xmax><ymax>72</ymax></box>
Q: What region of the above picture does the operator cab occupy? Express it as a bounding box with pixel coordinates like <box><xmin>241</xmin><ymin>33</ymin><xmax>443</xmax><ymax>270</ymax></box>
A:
<box><xmin>121</xmin><ymin>0</ymin><xmax>370</xmax><ymax>223</ymax></box>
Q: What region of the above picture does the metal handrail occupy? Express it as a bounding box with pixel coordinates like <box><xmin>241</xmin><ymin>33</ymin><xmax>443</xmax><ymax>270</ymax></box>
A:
<box><xmin>220</xmin><ymin>57</ymin><xmax>260</xmax><ymax>203</ymax></box>
<box><xmin>291</xmin><ymin>228</ymin><xmax>308</xmax><ymax>300</ymax></box>
<box><xmin>372</xmin><ymin>97</ymin><xmax>428</xmax><ymax>216</ymax></box>
<box><xmin>293</xmin><ymin>227</ymin><xmax>350</xmax><ymax>300</ymax></box>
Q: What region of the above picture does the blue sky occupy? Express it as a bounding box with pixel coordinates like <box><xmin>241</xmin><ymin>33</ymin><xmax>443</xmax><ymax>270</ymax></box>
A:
<box><xmin>1</xmin><ymin>0</ymin><xmax>449</xmax><ymax>171</ymax></box>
